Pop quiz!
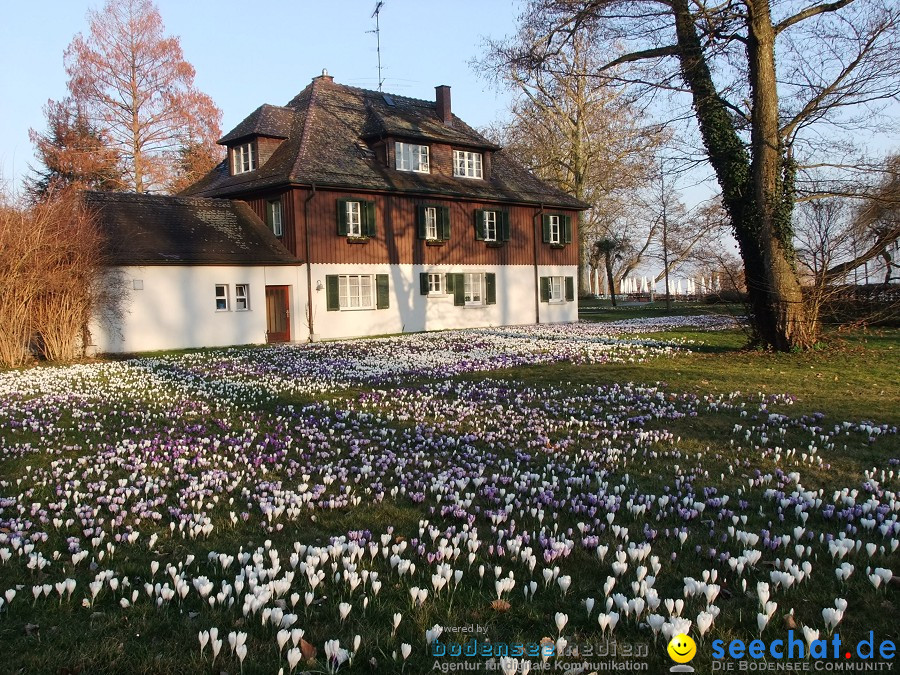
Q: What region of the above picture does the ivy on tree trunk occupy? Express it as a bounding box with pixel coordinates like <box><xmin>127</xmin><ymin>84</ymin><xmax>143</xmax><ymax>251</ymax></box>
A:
<box><xmin>671</xmin><ymin>0</ymin><xmax>816</xmax><ymax>350</ymax></box>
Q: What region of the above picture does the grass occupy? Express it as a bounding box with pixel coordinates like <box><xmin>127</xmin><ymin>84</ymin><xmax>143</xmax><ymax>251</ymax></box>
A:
<box><xmin>578</xmin><ymin>297</ymin><xmax>745</xmax><ymax>321</ymax></box>
<box><xmin>0</xmin><ymin>318</ymin><xmax>897</xmax><ymax>674</ymax></box>
<box><xmin>483</xmin><ymin>326</ymin><xmax>900</xmax><ymax>426</ymax></box>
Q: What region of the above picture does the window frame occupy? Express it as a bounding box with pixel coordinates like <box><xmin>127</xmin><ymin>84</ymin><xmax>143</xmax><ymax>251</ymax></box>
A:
<box><xmin>234</xmin><ymin>284</ymin><xmax>250</xmax><ymax>311</ymax></box>
<box><xmin>267</xmin><ymin>199</ymin><xmax>283</xmax><ymax>237</ymax></box>
<box><xmin>549</xmin><ymin>276</ymin><xmax>564</xmax><ymax>303</ymax></box>
<box><xmin>427</xmin><ymin>273</ymin><xmax>444</xmax><ymax>296</ymax></box>
<box><xmin>232</xmin><ymin>142</ymin><xmax>256</xmax><ymax>175</ymax></box>
<box><xmin>346</xmin><ymin>201</ymin><xmax>363</xmax><ymax>237</ymax></box>
<box><xmin>338</xmin><ymin>274</ymin><xmax>375</xmax><ymax>310</ymax></box>
<box><xmin>548</xmin><ymin>215</ymin><xmax>561</xmax><ymax>244</ymax></box>
<box><xmin>453</xmin><ymin>150</ymin><xmax>483</xmax><ymax>179</ymax></box>
<box><xmin>215</xmin><ymin>284</ymin><xmax>229</xmax><ymax>311</ymax></box>
<box><xmin>395</xmin><ymin>142</ymin><xmax>430</xmax><ymax>173</ymax></box>
<box><xmin>483</xmin><ymin>211</ymin><xmax>497</xmax><ymax>242</ymax></box>
<box><xmin>424</xmin><ymin>207</ymin><xmax>439</xmax><ymax>241</ymax></box>
<box><xmin>464</xmin><ymin>272</ymin><xmax>484</xmax><ymax>306</ymax></box>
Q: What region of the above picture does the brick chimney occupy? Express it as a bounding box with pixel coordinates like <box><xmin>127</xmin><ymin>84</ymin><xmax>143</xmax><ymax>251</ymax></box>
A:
<box><xmin>315</xmin><ymin>68</ymin><xmax>334</xmax><ymax>83</ymax></box>
<box><xmin>435</xmin><ymin>85</ymin><xmax>452</xmax><ymax>125</ymax></box>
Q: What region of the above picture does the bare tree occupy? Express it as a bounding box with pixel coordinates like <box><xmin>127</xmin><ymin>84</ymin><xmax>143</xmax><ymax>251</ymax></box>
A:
<box><xmin>497</xmin><ymin>0</ymin><xmax>900</xmax><ymax>350</ymax></box>
<box><xmin>63</xmin><ymin>0</ymin><xmax>222</xmax><ymax>193</ymax></box>
<box><xmin>477</xmin><ymin>30</ymin><xmax>667</xmax><ymax>295</ymax></box>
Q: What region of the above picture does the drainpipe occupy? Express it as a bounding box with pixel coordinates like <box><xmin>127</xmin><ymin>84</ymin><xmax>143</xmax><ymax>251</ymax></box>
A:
<box><xmin>305</xmin><ymin>183</ymin><xmax>317</xmax><ymax>341</ymax></box>
<box><xmin>532</xmin><ymin>203</ymin><xmax>544</xmax><ymax>325</ymax></box>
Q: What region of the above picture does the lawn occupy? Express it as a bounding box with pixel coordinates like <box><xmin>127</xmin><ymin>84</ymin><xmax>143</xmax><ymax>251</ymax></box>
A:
<box><xmin>0</xmin><ymin>317</ymin><xmax>897</xmax><ymax>674</ymax></box>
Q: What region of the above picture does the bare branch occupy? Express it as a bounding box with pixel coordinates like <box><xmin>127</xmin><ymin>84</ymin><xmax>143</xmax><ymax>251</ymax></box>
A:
<box><xmin>597</xmin><ymin>45</ymin><xmax>681</xmax><ymax>72</ymax></box>
<box><xmin>774</xmin><ymin>0</ymin><xmax>856</xmax><ymax>35</ymax></box>
<box><xmin>823</xmin><ymin>224</ymin><xmax>900</xmax><ymax>281</ymax></box>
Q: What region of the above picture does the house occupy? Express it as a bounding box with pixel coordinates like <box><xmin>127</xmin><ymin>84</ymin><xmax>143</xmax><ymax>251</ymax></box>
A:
<box><xmin>88</xmin><ymin>72</ymin><xmax>587</xmax><ymax>353</ymax></box>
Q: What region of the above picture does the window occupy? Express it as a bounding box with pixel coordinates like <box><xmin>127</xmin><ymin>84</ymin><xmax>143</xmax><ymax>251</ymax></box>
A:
<box><xmin>453</xmin><ymin>150</ymin><xmax>483</xmax><ymax>179</ymax></box>
<box><xmin>232</xmin><ymin>143</ymin><xmax>256</xmax><ymax>174</ymax></box>
<box><xmin>327</xmin><ymin>274</ymin><xmax>390</xmax><ymax>311</ymax></box>
<box><xmin>235</xmin><ymin>284</ymin><xmax>249</xmax><ymax>311</ymax></box>
<box><xmin>267</xmin><ymin>200</ymin><xmax>283</xmax><ymax>237</ymax></box>
<box><xmin>483</xmin><ymin>211</ymin><xmax>497</xmax><ymax>242</ymax></box>
<box><xmin>542</xmin><ymin>214</ymin><xmax>572</xmax><ymax>246</ymax></box>
<box><xmin>474</xmin><ymin>210</ymin><xmax>510</xmax><ymax>243</ymax></box>
<box><xmin>396</xmin><ymin>142</ymin><xmax>430</xmax><ymax>173</ymax></box>
<box><xmin>215</xmin><ymin>284</ymin><xmax>229</xmax><ymax>311</ymax></box>
<box><xmin>419</xmin><ymin>272</ymin><xmax>447</xmax><ymax>296</ymax></box>
<box><xmin>337</xmin><ymin>199</ymin><xmax>376</xmax><ymax>238</ymax></box>
<box><xmin>346</xmin><ymin>201</ymin><xmax>362</xmax><ymax>237</ymax></box>
<box><xmin>548</xmin><ymin>215</ymin><xmax>561</xmax><ymax>244</ymax></box>
<box><xmin>339</xmin><ymin>275</ymin><xmax>374</xmax><ymax>309</ymax></box>
<box><xmin>464</xmin><ymin>273</ymin><xmax>483</xmax><ymax>306</ymax></box>
<box><xmin>549</xmin><ymin>276</ymin><xmax>563</xmax><ymax>302</ymax></box>
<box><xmin>417</xmin><ymin>205</ymin><xmax>450</xmax><ymax>241</ymax></box>
<box><xmin>447</xmin><ymin>273</ymin><xmax>496</xmax><ymax>306</ymax></box>
<box><xmin>540</xmin><ymin>276</ymin><xmax>575</xmax><ymax>303</ymax></box>
<box><xmin>424</xmin><ymin>207</ymin><xmax>438</xmax><ymax>240</ymax></box>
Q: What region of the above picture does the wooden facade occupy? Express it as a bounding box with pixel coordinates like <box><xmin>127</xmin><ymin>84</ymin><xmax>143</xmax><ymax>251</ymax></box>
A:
<box><xmin>244</xmin><ymin>187</ymin><xmax>579</xmax><ymax>267</ymax></box>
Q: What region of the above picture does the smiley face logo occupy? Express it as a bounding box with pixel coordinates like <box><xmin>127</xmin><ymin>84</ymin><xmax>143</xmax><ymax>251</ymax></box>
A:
<box><xmin>667</xmin><ymin>633</ymin><xmax>697</xmax><ymax>664</ymax></box>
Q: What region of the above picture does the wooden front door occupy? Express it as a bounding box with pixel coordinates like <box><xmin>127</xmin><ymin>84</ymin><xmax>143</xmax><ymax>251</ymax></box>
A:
<box><xmin>265</xmin><ymin>286</ymin><xmax>291</xmax><ymax>343</ymax></box>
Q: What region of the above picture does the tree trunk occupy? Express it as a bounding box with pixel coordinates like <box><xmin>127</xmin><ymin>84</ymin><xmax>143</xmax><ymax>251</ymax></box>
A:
<box><xmin>579</xmin><ymin>235</ymin><xmax>590</xmax><ymax>296</ymax></box>
<box><xmin>746</xmin><ymin>0</ymin><xmax>815</xmax><ymax>349</ymax></box>
<box><xmin>605</xmin><ymin>251</ymin><xmax>617</xmax><ymax>307</ymax></box>
<box><xmin>670</xmin><ymin>0</ymin><xmax>816</xmax><ymax>350</ymax></box>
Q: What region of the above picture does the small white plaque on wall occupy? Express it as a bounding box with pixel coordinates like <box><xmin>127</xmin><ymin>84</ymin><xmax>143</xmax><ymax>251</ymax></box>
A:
<box><xmin>133</xmin><ymin>279</ymin><xmax>144</xmax><ymax>290</ymax></box>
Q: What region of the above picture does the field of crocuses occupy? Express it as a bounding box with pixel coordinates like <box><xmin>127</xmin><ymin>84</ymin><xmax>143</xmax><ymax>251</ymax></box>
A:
<box><xmin>0</xmin><ymin>318</ymin><xmax>897</xmax><ymax>674</ymax></box>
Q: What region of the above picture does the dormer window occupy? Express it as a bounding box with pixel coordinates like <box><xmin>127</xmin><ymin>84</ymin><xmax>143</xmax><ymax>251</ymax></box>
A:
<box><xmin>232</xmin><ymin>142</ymin><xmax>256</xmax><ymax>174</ymax></box>
<box><xmin>453</xmin><ymin>150</ymin><xmax>483</xmax><ymax>179</ymax></box>
<box><xmin>396</xmin><ymin>142</ymin><xmax>429</xmax><ymax>173</ymax></box>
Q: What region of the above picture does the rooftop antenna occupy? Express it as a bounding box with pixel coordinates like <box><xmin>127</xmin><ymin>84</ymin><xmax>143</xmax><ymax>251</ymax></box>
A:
<box><xmin>369</xmin><ymin>1</ymin><xmax>385</xmax><ymax>91</ymax></box>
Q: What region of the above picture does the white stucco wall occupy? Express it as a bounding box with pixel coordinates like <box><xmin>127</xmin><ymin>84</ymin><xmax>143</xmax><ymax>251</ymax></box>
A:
<box><xmin>90</xmin><ymin>263</ymin><xmax>578</xmax><ymax>353</ymax></box>
<box><xmin>90</xmin><ymin>265</ymin><xmax>305</xmax><ymax>354</ymax></box>
<box><xmin>306</xmin><ymin>263</ymin><xmax>578</xmax><ymax>341</ymax></box>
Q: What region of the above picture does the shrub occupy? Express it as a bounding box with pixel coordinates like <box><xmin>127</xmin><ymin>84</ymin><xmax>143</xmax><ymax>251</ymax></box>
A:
<box><xmin>0</xmin><ymin>190</ymin><xmax>102</xmax><ymax>366</ymax></box>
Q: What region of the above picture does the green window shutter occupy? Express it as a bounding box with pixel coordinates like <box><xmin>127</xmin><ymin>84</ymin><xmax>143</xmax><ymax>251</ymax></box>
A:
<box><xmin>375</xmin><ymin>274</ymin><xmax>389</xmax><ymax>309</ymax></box>
<box><xmin>539</xmin><ymin>276</ymin><xmax>551</xmax><ymax>303</ymax></box>
<box><xmin>336</xmin><ymin>199</ymin><xmax>348</xmax><ymax>236</ymax></box>
<box><xmin>445</xmin><ymin>273</ymin><xmax>455</xmax><ymax>293</ymax></box>
<box><xmin>453</xmin><ymin>274</ymin><xmax>465</xmax><ymax>306</ymax></box>
<box><xmin>439</xmin><ymin>207</ymin><xmax>451</xmax><ymax>241</ymax></box>
<box><xmin>474</xmin><ymin>209</ymin><xmax>485</xmax><ymax>240</ymax></box>
<box><xmin>500</xmin><ymin>211</ymin><xmax>511</xmax><ymax>242</ymax></box>
<box><xmin>542</xmin><ymin>215</ymin><xmax>551</xmax><ymax>243</ymax></box>
<box><xmin>326</xmin><ymin>275</ymin><xmax>340</xmax><ymax>311</ymax></box>
<box><xmin>485</xmin><ymin>273</ymin><xmax>496</xmax><ymax>305</ymax></box>
<box><xmin>364</xmin><ymin>201</ymin><xmax>377</xmax><ymax>237</ymax></box>
<box><xmin>562</xmin><ymin>215</ymin><xmax>572</xmax><ymax>244</ymax></box>
<box><xmin>565</xmin><ymin>276</ymin><xmax>575</xmax><ymax>301</ymax></box>
<box><xmin>417</xmin><ymin>205</ymin><xmax>427</xmax><ymax>239</ymax></box>
<box><xmin>420</xmin><ymin>272</ymin><xmax>429</xmax><ymax>295</ymax></box>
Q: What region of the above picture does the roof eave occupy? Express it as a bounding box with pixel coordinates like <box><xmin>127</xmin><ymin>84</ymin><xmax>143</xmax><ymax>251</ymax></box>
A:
<box><xmin>217</xmin><ymin>132</ymin><xmax>290</xmax><ymax>146</ymax></box>
<box><xmin>106</xmin><ymin>259</ymin><xmax>303</xmax><ymax>267</ymax></box>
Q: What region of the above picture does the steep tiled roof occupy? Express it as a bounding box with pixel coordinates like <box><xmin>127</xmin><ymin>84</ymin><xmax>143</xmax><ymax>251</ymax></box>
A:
<box><xmin>218</xmin><ymin>104</ymin><xmax>295</xmax><ymax>143</ymax></box>
<box><xmin>183</xmin><ymin>76</ymin><xmax>587</xmax><ymax>210</ymax></box>
<box><xmin>85</xmin><ymin>192</ymin><xmax>299</xmax><ymax>265</ymax></box>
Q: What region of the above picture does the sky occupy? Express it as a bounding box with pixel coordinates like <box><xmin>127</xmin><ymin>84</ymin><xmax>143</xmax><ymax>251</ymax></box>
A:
<box><xmin>0</xmin><ymin>0</ymin><xmax>522</xmax><ymax>190</ymax></box>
